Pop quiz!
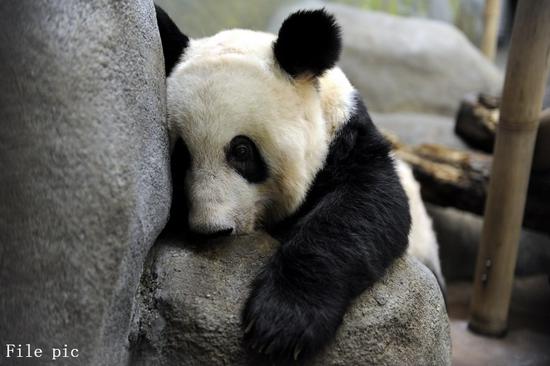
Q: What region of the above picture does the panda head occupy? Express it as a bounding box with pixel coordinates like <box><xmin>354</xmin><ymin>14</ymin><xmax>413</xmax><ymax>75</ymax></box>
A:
<box><xmin>163</xmin><ymin>8</ymin><xmax>354</xmax><ymax>236</ymax></box>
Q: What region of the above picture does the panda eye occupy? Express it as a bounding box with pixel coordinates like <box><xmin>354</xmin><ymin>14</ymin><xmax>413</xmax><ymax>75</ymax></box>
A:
<box><xmin>233</xmin><ymin>144</ymin><xmax>251</xmax><ymax>161</ymax></box>
<box><xmin>226</xmin><ymin>135</ymin><xmax>268</xmax><ymax>183</ymax></box>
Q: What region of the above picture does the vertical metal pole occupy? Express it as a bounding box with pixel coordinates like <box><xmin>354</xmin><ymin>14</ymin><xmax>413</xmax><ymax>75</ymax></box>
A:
<box><xmin>469</xmin><ymin>0</ymin><xmax>550</xmax><ymax>336</ymax></box>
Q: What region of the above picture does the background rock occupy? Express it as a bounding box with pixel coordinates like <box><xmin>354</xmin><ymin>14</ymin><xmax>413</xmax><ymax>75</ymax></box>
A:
<box><xmin>156</xmin><ymin>0</ymin><xmax>507</xmax><ymax>48</ymax></box>
<box><xmin>131</xmin><ymin>233</ymin><xmax>451</xmax><ymax>365</ymax></box>
<box><xmin>428</xmin><ymin>205</ymin><xmax>550</xmax><ymax>280</ymax></box>
<box><xmin>0</xmin><ymin>1</ymin><xmax>169</xmax><ymax>364</ymax></box>
<box><xmin>270</xmin><ymin>2</ymin><xmax>503</xmax><ymax>116</ymax></box>
<box><xmin>155</xmin><ymin>0</ymin><xmax>296</xmax><ymax>37</ymax></box>
<box><xmin>372</xmin><ymin>112</ymin><xmax>469</xmax><ymax>149</ymax></box>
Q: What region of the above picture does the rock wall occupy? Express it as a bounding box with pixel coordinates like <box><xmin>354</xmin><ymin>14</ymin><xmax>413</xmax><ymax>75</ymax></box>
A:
<box><xmin>0</xmin><ymin>1</ymin><xmax>170</xmax><ymax>364</ymax></box>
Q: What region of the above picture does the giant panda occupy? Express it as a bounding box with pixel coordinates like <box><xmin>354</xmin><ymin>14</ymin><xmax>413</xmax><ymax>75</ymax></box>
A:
<box><xmin>156</xmin><ymin>6</ymin><xmax>444</xmax><ymax>364</ymax></box>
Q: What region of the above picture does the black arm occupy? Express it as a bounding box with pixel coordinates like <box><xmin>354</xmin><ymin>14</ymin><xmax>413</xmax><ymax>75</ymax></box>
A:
<box><xmin>242</xmin><ymin>97</ymin><xmax>411</xmax><ymax>364</ymax></box>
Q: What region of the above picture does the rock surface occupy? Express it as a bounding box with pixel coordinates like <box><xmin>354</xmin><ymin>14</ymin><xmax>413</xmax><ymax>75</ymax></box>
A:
<box><xmin>155</xmin><ymin>0</ymin><xmax>293</xmax><ymax>38</ymax></box>
<box><xmin>428</xmin><ymin>205</ymin><xmax>550</xmax><ymax>280</ymax></box>
<box><xmin>131</xmin><ymin>233</ymin><xmax>451</xmax><ymax>365</ymax></box>
<box><xmin>270</xmin><ymin>2</ymin><xmax>503</xmax><ymax>116</ymax></box>
<box><xmin>0</xmin><ymin>1</ymin><xmax>169</xmax><ymax>365</ymax></box>
<box><xmin>157</xmin><ymin>0</ymin><xmax>499</xmax><ymax>48</ymax></box>
<box><xmin>372</xmin><ymin>112</ymin><xmax>470</xmax><ymax>150</ymax></box>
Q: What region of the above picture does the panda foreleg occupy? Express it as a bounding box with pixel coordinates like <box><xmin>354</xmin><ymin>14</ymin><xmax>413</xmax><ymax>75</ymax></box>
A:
<box><xmin>242</xmin><ymin>178</ymin><xmax>410</xmax><ymax>364</ymax></box>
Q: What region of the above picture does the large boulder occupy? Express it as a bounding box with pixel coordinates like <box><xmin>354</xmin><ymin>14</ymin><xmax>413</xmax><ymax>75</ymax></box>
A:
<box><xmin>0</xmin><ymin>1</ymin><xmax>169</xmax><ymax>364</ymax></box>
<box><xmin>131</xmin><ymin>233</ymin><xmax>451</xmax><ymax>365</ymax></box>
<box><xmin>270</xmin><ymin>2</ymin><xmax>503</xmax><ymax>116</ymax></box>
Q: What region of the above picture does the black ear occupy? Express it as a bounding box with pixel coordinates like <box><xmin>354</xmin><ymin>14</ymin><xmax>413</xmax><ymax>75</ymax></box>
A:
<box><xmin>273</xmin><ymin>9</ymin><xmax>342</xmax><ymax>79</ymax></box>
<box><xmin>155</xmin><ymin>5</ymin><xmax>189</xmax><ymax>76</ymax></box>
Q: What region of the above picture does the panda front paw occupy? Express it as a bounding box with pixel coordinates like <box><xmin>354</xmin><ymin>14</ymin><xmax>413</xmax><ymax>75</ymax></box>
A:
<box><xmin>241</xmin><ymin>273</ymin><xmax>345</xmax><ymax>365</ymax></box>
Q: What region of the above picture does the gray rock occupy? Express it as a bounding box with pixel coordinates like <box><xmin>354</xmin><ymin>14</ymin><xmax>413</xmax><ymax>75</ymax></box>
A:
<box><xmin>0</xmin><ymin>1</ymin><xmax>169</xmax><ymax>365</ymax></box>
<box><xmin>372</xmin><ymin>111</ymin><xmax>470</xmax><ymax>149</ymax></box>
<box><xmin>270</xmin><ymin>2</ymin><xmax>503</xmax><ymax>116</ymax></box>
<box><xmin>132</xmin><ymin>233</ymin><xmax>451</xmax><ymax>365</ymax></box>
<box><xmin>155</xmin><ymin>0</ymin><xmax>298</xmax><ymax>38</ymax></box>
<box><xmin>428</xmin><ymin>205</ymin><xmax>550</xmax><ymax>280</ymax></box>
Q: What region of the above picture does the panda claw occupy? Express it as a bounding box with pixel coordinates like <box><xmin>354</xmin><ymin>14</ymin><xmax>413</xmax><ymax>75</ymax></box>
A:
<box><xmin>244</xmin><ymin>319</ymin><xmax>255</xmax><ymax>334</ymax></box>
<box><xmin>293</xmin><ymin>345</ymin><xmax>303</xmax><ymax>361</ymax></box>
<box><xmin>264</xmin><ymin>342</ymin><xmax>275</xmax><ymax>355</ymax></box>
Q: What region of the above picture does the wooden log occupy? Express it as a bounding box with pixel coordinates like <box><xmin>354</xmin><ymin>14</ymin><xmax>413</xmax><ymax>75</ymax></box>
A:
<box><xmin>454</xmin><ymin>93</ymin><xmax>499</xmax><ymax>152</ymax></box>
<box><xmin>455</xmin><ymin>94</ymin><xmax>550</xmax><ymax>172</ymax></box>
<box><xmin>469</xmin><ymin>0</ymin><xmax>550</xmax><ymax>337</ymax></box>
<box><xmin>384</xmin><ymin>134</ymin><xmax>550</xmax><ymax>235</ymax></box>
<box><xmin>393</xmin><ymin>143</ymin><xmax>490</xmax><ymax>215</ymax></box>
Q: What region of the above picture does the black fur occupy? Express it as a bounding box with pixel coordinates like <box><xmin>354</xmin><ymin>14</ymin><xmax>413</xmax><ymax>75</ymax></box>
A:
<box><xmin>274</xmin><ymin>9</ymin><xmax>342</xmax><ymax>78</ymax></box>
<box><xmin>155</xmin><ymin>5</ymin><xmax>189</xmax><ymax>76</ymax></box>
<box><xmin>241</xmin><ymin>95</ymin><xmax>411</xmax><ymax>365</ymax></box>
<box><xmin>165</xmin><ymin>138</ymin><xmax>190</xmax><ymax>235</ymax></box>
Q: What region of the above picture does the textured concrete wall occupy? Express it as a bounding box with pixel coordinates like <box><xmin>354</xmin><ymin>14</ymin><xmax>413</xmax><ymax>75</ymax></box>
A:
<box><xmin>0</xmin><ymin>1</ymin><xmax>170</xmax><ymax>364</ymax></box>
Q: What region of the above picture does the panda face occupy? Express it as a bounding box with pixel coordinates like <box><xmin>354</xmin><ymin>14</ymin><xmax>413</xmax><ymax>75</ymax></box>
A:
<box><xmin>167</xmin><ymin>37</ymin><xmax>331</xmax><ymax>235</ymax></box>
<box><xmin>165</xmin><ymin>11</ymin><xmax>353</xmax><ymax>236</ymax></box>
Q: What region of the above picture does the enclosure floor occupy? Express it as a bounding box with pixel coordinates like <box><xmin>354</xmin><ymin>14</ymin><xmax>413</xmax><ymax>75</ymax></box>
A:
<box><xmin>448</xmin><ymin>275</ymin><xmax>550</xmax><ymax>366</ymax></box>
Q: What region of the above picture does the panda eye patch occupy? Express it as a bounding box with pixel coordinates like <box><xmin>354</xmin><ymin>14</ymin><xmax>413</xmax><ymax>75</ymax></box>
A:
<box><xmin>226</xmin><ymin>135</ymin><xmax>268</xmax><ymax>183</ymax></box>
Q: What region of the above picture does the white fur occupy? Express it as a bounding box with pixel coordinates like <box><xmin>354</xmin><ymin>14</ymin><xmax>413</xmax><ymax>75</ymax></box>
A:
<box><xmin>167</xmin><ymin>29</ymin><xmax>354</xmax><ymax>233</ymax></box>
<box><xmin>396</xmin><ymin>159</ymin><xmax>445</xmax><ymax>289</ymax></box>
